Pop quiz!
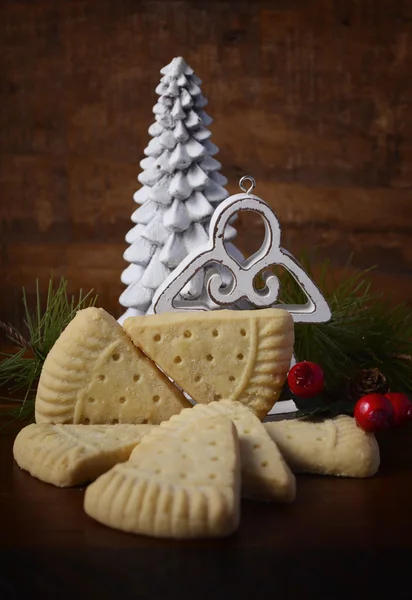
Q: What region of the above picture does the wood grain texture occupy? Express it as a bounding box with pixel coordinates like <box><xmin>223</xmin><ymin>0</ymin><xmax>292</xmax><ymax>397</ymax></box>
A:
<box><xmin>1</xmin><ymin>0</ymin><xmax>412</xmax><ymax>328</ymax></box>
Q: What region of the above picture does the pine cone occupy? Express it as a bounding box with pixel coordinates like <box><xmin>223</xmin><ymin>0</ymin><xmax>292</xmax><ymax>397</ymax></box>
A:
<box><xmin>347</xmin><ymin>368</ymin><xmax>389</xmax><ymax>403</ymax></box>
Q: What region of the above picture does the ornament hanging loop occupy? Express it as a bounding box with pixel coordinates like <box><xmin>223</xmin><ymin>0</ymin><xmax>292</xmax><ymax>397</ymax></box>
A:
<box><xmin>239</xmin><ymin>175</ymin><xmax>256</xmax><ymax>194</ymax></box>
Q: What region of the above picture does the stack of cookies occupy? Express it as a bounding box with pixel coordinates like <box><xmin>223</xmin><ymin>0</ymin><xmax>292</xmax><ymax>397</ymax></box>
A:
<box><xmin>35</xmin><ymin>306</ymin><xmax>295</xmax><ymax>425</ymax></box>
<box><xmin>13</xmin><ymin>307</ymin><xmax>380</xmax><ymax>539</ymax></box>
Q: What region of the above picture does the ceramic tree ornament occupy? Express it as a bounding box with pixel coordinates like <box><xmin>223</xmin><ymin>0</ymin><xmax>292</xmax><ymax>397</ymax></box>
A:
<box><xmin>153</xmin><ymin>176</ymin><xmax>332</xmax><ymax>415</ymax></box>
<box><xmin>118</xmin><ymin>57</ymin><xmax>240</xmax><ymax>325</ymax></box>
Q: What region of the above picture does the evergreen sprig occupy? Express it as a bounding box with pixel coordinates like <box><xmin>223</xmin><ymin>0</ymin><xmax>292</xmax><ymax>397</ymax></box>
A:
<box><xmin>275</xmin><ymin>257</ymin><xmax>412</xmax><ymax>417</ymax></box>
<box><xmin>0</xmin><ymin>278</ymin><xmax>98</xmax><ymax>423</ymax></box>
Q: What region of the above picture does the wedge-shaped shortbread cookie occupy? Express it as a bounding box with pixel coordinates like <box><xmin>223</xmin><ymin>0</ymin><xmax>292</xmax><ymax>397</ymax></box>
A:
<box><xmin>264</xmin><ymin>415</ymin><xmax>380</xmax><ymax>478</ymax></box>
<box><xmin>124</xmin><ymin>308</ymin><xmax>294</xmax><ymax>419</ymax></box>
<box><xmin>84</xmin><ymin>416</ymin><xmax>241</xmax><ymax>539</ymax></box>
<box><xmin>35</xmin><ymin>307</ymin><xmax>191</xmax><ymax>425</ymax></box>
<box><xmin>141</xmin><ymin>400</ymin><xmax>295</xmax><ymax>502</ymax></box>
<box><xmin>13</xmin><ymin>423</ymin><xmax>154</xmax><ymax>487</ymax></box>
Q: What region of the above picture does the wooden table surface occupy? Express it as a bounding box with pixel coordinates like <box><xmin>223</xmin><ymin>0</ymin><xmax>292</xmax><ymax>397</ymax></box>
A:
<box><xmin>1</xmin><ymin>421</ymin><xmax>412</xmax><ymax>600</ymax></box>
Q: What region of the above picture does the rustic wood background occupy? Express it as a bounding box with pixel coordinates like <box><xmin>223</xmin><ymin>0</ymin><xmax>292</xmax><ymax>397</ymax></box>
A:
<box><xmin>1</xmin><ymin>0</ymin><xmax>412</xmax><ymax>329</ymax></box>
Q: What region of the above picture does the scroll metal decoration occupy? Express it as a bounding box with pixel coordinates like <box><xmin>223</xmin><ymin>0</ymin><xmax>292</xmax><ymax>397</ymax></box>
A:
<box><xmin>153</xmin><ymin>176</ymin><xmax>331</xmax><ymax>323</ymax></box>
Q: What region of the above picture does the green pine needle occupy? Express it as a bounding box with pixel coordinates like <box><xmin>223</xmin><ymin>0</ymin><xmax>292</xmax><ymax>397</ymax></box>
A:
<box><xmin>274</xmin><ymin>256</ymin><xmax>412</xmax><ymax>417</ymax></box>
<box><xmin>0</xmin><ymin>277</ymin><xmax>98</xmax><ymax>424</ymax></box>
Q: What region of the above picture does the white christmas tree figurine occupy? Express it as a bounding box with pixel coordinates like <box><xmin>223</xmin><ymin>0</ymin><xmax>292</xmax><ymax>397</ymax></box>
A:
<box><xmin>118</xmin><ymin>57</ymin><xmax>237</xmax><ymax>324</ymax></box>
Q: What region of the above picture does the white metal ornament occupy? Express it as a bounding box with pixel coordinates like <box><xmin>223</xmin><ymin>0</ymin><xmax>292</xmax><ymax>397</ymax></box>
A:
<box><xmin>153</xmin><ymin>177</ymin><xmax>331</xmax><ymax>416</ymax></box>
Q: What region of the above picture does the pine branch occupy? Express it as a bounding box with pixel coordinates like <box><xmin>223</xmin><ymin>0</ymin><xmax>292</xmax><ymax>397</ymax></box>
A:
<box><xmin>0</xmin><ymin>277</ymin><xmax>98</xmax><ymax>424</ymax></box>
<box><xmin>0</xmin><ymin>321</ymin><xmax>31</xmax><ymax>349</ymax></box>
<box><xmin>388</xmin><ymin>354</ymin><xmax>412</xmax><ymax>361</ymax></box>
<box><xmin>277</xmin><ymin>261</ymin><xmax>412</xmax><ymax>384</ymax></box>
<box><xmin>275</xmin><ymin>257</ymin><xmax>412</xmax><ymax>418</ymax></box>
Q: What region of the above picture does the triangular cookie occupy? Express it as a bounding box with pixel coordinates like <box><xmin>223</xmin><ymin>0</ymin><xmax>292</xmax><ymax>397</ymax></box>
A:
<box><xmin>35</xmin><ymin>307</ymin><xmax>191</xmax><ymax>425</ymax></box>
<box><xmin>84</xmin><ymin>416</ymin><xmax>241</xmax><ymax>538</ymax></box>
<box><xmin>13</xmin><ymin>423</ymin><xmax>154</xmax><ymax>487</ymax></box>
<box><xmin>139</xmin><ymin>400</ymin><xmax>295</xmax><ymax>502</ymax></box>
<box><xmin>264</xmin><ymin>415</ymin><xmax>380</xmax><ymax>478</ymax></box>
<box><xmin>123</xmin><ymin>308</ymin><xmax>294</xmax><ymax>419</ymax></box>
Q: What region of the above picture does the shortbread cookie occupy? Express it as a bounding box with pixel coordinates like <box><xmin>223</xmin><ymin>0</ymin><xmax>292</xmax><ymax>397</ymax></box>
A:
<box><xmin>85</xmin><ymin>416</ymin><xmax>241</xmax><ymax>538</ymax></box>
<box><xmin>140</xmin><ymin>400</ymin><xmax>295</xmax><ymax>502</ymax></box>
<box><xmin>13</xmin><ymin>423</ymin><xmax>154</xmax><ymax>487</ymax></box>
<box><xmin>35</xmin><ymin>307</ymin><xmax>191</xmax><ymax>425</ymax></box>
<box><xmin>264</xmin><ymin>415</ymin><xmax>380</xmax><ymax>477</ymax></box>
<box><xmin>123</xmin><ymin>308</ymin><xmax>294</xmax><ymax>419</ymax></box>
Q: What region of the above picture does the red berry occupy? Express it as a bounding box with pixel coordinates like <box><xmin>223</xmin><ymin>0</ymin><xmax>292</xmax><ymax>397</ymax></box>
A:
<box><xmin>384</xmin><ymin>392</ymin><xmax>412</xmax><ymax>425</ymax></box>
<box><xmin>354</xmin><ymin>393</ymin><xmax>395</xmax><ymax>433</ymax></box>
<box><xmin>287</xmin><ymin>361</ymin><xmax>325</xmax><ymax>398</ymax></box>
